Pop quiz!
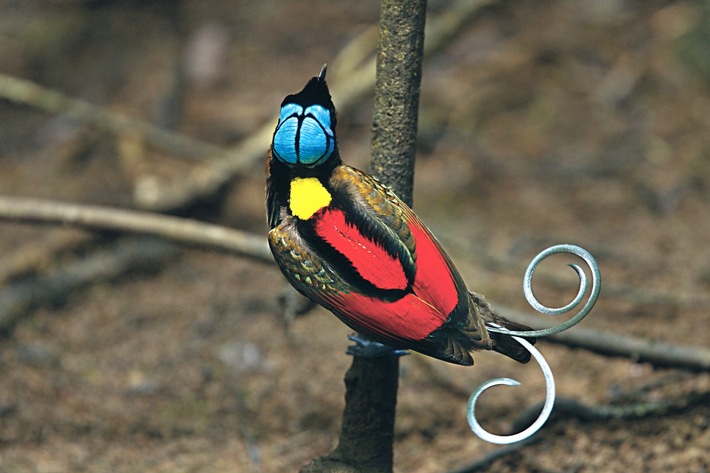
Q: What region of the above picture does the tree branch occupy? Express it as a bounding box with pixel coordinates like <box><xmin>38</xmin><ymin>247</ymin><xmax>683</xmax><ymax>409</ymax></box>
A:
<box><xmin>301</xmin><ymin>2</ymin><xmax>428</xmax><ymax>472</ymax></box>
<box><xmin>448</xmin><ymin>389</ymin><xmax>710</xmax><ymax>473</ymax></box>
<box><xmin>0</xmin><ymin>72</ymin><xmax>227</xmax><ymax>162</ymax></box>
<box><xmin>498</xmin><ymin>304</ymin><xmax>710</xmax><ymax>371</ymax></box>
<box><xmin>0</xmin><ymin>236</ymin><xmax>177</xmax><ymax>334</ymax></box>
<box><xmin>0</xmin><ymin>196</ymin><xmax>271</xmax><ymax>263</ymax></box>
<box><xmin>447</xmin><ymin>437</ymin><xmax>540</xmax><ymax>473</ymax></box>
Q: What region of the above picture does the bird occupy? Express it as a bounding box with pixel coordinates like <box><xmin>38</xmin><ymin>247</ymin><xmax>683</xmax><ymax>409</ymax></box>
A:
<box><xmin>265</xmin><ymin>65</ymin><xmax>534</xmax><ymax>366</ymax></box>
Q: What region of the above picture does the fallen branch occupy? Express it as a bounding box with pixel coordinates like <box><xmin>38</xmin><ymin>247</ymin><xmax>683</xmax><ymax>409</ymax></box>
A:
<box><xmin>0</xmin><ymin>196</ymin><xmax>271</xmax><ymax>263</ymax></box>
<box><xmin>499</xmin><ymin>304</ymin><xmax>710</xmax><ymax>371</ymax></box>
<box><xmin>0</xmin><ymin>72</ymin><xmax>227</xmax><ymax>163</ymax></box>
<box><xmin>0</xmin><ymin>236</ymin><xmax>177</xmax><ymax>334</ymax></box>
<box><xmin>449</xmin><ymin>390</ymin><xmax>710</xmax><ymax>473</ymax></box>
<box><xmin>510</xmin><ymin>390</ymin><xmax>710</xmax><ymax>436</ymax></box>
<box><xmin>439</xmin><ymin>233</ymin><xmax>710</xmax><ymax>311</ymax></box>
<box><xmin>447</xmin><ymin>437</ymin><xmax>539</xmax><ymax>473</ymax></box>
<box><xmin>0</xmin><ymin>195</ymin><xmax>270</xmax><ymax>334</ymax></box>
<box><xmin>0</xmin><ymin>231</ymin><xmax>93</xmax><ymax>285</ymax></box>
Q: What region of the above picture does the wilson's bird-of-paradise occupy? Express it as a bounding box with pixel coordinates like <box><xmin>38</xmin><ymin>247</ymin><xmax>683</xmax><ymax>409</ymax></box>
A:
<box><xmin>266</xmin><ymin>66</ymin><xmax>534</xmax><ymax>366</ymax></box>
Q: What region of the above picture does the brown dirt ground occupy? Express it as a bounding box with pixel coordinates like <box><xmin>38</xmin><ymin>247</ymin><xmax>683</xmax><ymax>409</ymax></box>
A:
<box><xmin>1</xmin><ymin>1</ymin><xmax>709</xmax><ymax>472</ymax></box>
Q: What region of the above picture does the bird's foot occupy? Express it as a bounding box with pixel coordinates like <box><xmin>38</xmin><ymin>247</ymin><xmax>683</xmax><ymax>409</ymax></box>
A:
<box><xmin>346</xmin><ymin>334</ymin><xmax>409</xmax><ymax>358</ymax></box>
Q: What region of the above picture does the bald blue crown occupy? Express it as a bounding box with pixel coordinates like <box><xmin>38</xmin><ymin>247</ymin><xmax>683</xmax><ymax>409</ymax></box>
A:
<box><xmin>273</xmin><ymin>103</ymin><xmax>334</xmax><ymax>166</ymax></box>
<box><xmin>272</xmin><ymin>70</ymin><xmax>337</xmax><ymax>167</ymax></box>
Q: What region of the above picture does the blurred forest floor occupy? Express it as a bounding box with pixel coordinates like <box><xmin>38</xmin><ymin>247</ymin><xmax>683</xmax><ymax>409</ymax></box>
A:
<box><xmin>0</xmin><ymin>1</ymin><xmax>709</xmax><ymax>472</ymax></box>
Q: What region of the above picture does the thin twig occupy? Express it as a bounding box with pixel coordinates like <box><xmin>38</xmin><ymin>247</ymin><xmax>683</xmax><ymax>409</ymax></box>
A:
<box><xmin>511</xmin><ymin>391</ymin><xmax>710</xmax><ymax>432</ymax></box>
<box><xmin>0</xmin><ymin>196</ymin><xmax>271</xmax><ymax>263</ymax></box>
<box><xmin>0</xmin><ymin>72</ymin><xmax>227</xmax><ymax>162</ymax></box>
<box><xmin>448</xmin><ymin>390</ymin><xmax>710</xmax><ymax>473</ymax></box>
<box><xmin>499</xmin><ymin>304</ymin><xmax>710</xmax><ymax>371</ymax></box>
<box><xmin>447</xmin><ymin>436</ymin><xmax>540</xmax><ymax>473</ymax></box>
<box><xmin>439</xmin><ymin>233</ymin><xmax>710</xmax><ymax>311</ymax></box>
<box><xmin>0</xmin><ymin>231</ymin><xmax>92</xmax><ymax>285</ymax></box>
<box><xmin>0</xmin><ymin>237</ymin><xmax>177</xmax><ymax>334</ymax></box>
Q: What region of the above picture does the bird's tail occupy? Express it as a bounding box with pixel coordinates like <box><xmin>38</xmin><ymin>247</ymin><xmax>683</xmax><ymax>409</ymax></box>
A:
<box><xmin>469</xmin><ymin>292</ymin><xmax>536</xmax><ymax>363</ymax></box>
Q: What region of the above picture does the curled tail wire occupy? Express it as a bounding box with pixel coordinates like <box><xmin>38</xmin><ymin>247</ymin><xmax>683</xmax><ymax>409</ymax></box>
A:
<box><xmin>467</xmin><ymin>244</ymin><xmax>601</xmax><ymax>444</ymax></box>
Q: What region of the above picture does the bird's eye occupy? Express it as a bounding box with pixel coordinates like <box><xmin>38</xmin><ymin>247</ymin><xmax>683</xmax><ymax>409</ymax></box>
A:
<box><xmin>272</xmin><ymin>104</ymin><xmax>334</xmax><ymax>167</ymax></box>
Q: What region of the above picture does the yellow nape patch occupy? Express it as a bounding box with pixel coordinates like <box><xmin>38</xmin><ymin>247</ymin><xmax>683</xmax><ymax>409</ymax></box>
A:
<box><xmin>290</xmin><ymin>177</ymin><xmax>332</xmax><ymax>220</ymax></box>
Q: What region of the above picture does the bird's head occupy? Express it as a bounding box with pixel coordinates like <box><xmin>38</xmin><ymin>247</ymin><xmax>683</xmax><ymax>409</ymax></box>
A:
<box><xmin>271</xmin><ymin>64</ymin><xmax>338</xmax><ymax>169</ymax></box>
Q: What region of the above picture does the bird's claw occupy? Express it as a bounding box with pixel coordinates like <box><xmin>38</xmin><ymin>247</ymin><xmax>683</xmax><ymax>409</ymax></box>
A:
<box><xmin>346</xmin><ymin>334</ymin><xmax>409</xmax><ymax>358</ymax></box>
